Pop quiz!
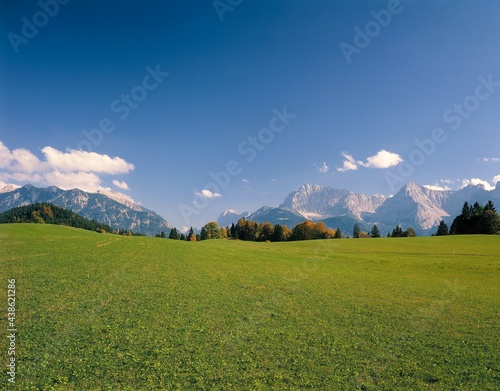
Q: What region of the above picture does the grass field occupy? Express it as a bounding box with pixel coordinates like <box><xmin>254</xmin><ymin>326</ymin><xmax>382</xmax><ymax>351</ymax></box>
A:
<box><xmin>0</xmin><ymin>224</ymin><xmax>498</xmax><ymax>390</ymax></box>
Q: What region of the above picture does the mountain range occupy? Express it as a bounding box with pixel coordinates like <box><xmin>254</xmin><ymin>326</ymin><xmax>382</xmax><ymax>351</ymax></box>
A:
<box><xmin>1</xmin><ymin>181</ymin><xmax>499</xmax><ymax>237</ymax></box>
<box><xmin>218</xmin><ymin>181</ymin><xmax>500</xmax><ymax>235</ymax></box>
<box><xmin>0</xmin><ymin>184</ymin><xmax>171</xmax><ymax>236</ymax></box>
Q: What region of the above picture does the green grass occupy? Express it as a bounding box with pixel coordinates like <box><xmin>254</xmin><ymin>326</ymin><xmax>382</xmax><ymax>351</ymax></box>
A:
<box><xmin>0</xmin><ymin>224</ymin><xmax>499</xmax><ymax>390</ymax></box>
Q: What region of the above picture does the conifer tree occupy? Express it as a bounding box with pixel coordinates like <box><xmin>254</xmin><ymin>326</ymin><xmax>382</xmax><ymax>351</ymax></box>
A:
<box><xmin>370</xmin><ymin>224</ymin><xmax>381</xmax><ymax>238</ymax></box>
<box><xmin>169</xmin><ymin>227</ymin><xmax>179</xmax><ymax>239</ymax></box>
<box><xmin>435</xmin><ymin>220</ymin><xmax>449</xmax><ymax>236</ymax></box>
<box><xmin>353</xmin><ymin>223</ymin><xmax>361</xmax><ymax>238</ymax></box>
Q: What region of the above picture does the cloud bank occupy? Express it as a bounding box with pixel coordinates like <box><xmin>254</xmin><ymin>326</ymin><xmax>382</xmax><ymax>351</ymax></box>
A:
<box><xmin>461</xmin><ymin>177</ymin><xmax>499</xmax><ymax>191</ymax></box>
<box><xmin>0</xmin><ymin>141</ymin><xmax>135</xmax><ymax>197</ymax></box>
<box><xmin>425</xmin><ymin>176</ymin><xmax>500</xmax><ymax>191</ymax></box>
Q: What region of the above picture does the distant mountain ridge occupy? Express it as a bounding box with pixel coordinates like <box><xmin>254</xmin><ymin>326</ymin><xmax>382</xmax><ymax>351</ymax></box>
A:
<box><xmin>218</xmin><ymin>181</ymin><xmax>500</xmax><ymax>235</ymax></box>
<box><xmin>0</xmin><ymin>184</ymin><xmax>171</xmax><ymax>236</ymax></box>
<box><xmin>279</xmin><ymin>184</ymin><xmax>386</xmax><ymax>220</ymax></box>
<box><xmin>217</xmin><ymin>209</ymin><xmax>250</xmax><ymax>227</ymax></box>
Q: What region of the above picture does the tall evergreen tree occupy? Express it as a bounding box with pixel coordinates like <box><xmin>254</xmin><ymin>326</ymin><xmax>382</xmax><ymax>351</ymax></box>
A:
<box><xmin>435</xmin><ymin>220</ymin><xmax>449</xmax><ymax>236</ymax></box>
<box><xmin>187</xmin><ymin>227</ymin><xmax>195</xmax><ymax>241</ymax></box>
<box><xmin>451</xmin><ymin>201</ymin><xmax>500</xmax><ymax>234</ymax></box>
<box><xmin>391</xmin><ymin>225</ymin><xmax>404</xmax><ymax>237</ymax></box>
<box><xmin>334</xmin><ymin>227</ymin><xmax>342</xmax><ymax>239</ymax></box>
<box><xmin>169</xmin><ymin>227</ymin><xmax>179</xmax><ymax>239</ymax></box>
<box><xmin>353</xmin><ymin>223</ymin><xmax>361</xmax><ymax>238</ymax></box>
<box><xmin>461</xmin><ymin>201</ymin><xmax>471</xmax><ymax>219</ymax></box>
<box><xmin>370</xmin><ymin>225</ymin><xmax>381</xmax><ymax>238</ymax></box>
<box><xmin>484</xmin><ymin>200</ymin><xmax>496</xmax><ymax>213</ymax></box>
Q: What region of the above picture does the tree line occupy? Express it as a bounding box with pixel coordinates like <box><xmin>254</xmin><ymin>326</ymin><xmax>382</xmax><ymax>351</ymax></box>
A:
<box><xmin>162</xmin><ymin>200</ymin><xmax>499</xmax><ymax>242</ymax></box>
<box><xmin>156</xmin><ymin>227</ymin><xmax>199</xmax><ymax>241</ymax></box>
<box><xmin>0</xmin><ymin>203</ymin><xmax>146</xmax><ymax>236</ymax></box>
<box><xmin>434</xmin><ymin>201</ymin><xmax>500</xmax><ymax>236</ymax></box>
<box><xmin>0</xmin><ymin>203</ymin><xmax>114</xmax><ymax>233</ymax></box>
<box><xmin>159</xmin><ymin>219</ymin><xmax>418</xmax><ymax>243</ymax></box>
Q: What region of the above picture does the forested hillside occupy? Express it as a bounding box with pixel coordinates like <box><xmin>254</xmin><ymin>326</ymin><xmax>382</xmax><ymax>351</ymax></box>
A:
<box><xmin>0</xmin><ymin>203</ymin><xmax>113</xmax><ymax>233</ymax></box>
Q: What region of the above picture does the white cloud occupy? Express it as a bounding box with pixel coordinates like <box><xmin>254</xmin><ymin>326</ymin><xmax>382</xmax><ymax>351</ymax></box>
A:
<box><xmin>336</xmin><ymin>150</ymin><xmax>402</xmax><ymax>172</ymax></box>
<box><xmin>0</xmin><ymin>172</ymin><xmax>44</xmax><ymax>184</ymax></box>
<box><xmin>461</xmin><ymin>177</ymin><xmax>496</xmax><ymax>191</ymax></box>
<box><xmin>336</xmin><ymin>152</ymin><xmax>358</xmax><ymax>172</ymax></box>
<box><xmin>0</xmin><ymin>142</ymin><xmax>43</xmax><ymax>173</ymax></box>
<box><xmin>113</xmin><ymin>180</ymin><xmax>130</xmax><ymax>190</ymax></box>
<box><xmin>482</xmin><ymin>157</ymin><xmax>500</xmax><ymax>163</ymax></box>
<box><xmin>493</xmin><ymin>175</ymin><xmax>500</xmax><ymax>185</ymax></box>
<box><xmin>316</xmin><ymin>162</ymin><xmax>329</xmax><ymax>173</ymax></box>
<box><xmin>42</xmin><ymin>147</ymin><xmax>134</xmax><ymax>174</ymax></box>
<box><xmin>358</xmin><ymin>150</ymin><xmax>403</xmax><ymax>169</ymax></box>
<box><xmin>0</xmin><ymin>181</ymin><xmax>21</xmax><ymax>192</ymax></box>
<box><xmin>0</xmin><ymin>141</ymin><xmax>135</xmax><ymax>200</ymax></box>
<box><xmin>196</xmin><ymin>189</ymin><xmax>222</xmax><ymax>199</ymax></box>
<box><xmin>242</xmin><ymin>178</ymin><xmax>250</xmax><ymax>183</ymax></box>
<box><xmin>43</xmin><ymin>170</ymin><xmax>103</xmax><ymax>192</ymax></box>
<box><xmin>97</xmin><ymin>188</ymin><xmax>137</xmax><ymax>207</ymax></box>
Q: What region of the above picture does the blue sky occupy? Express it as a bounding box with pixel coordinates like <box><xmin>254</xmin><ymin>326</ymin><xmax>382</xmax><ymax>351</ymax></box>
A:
<box><xmin>1</xmin><ymin>0</ymin><xmax>500</xmax><ymax>229</ymax></box>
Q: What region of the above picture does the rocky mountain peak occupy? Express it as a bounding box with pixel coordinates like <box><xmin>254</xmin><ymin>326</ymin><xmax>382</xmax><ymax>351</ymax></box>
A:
<box><xmin>0</xmin><ymin>185</ymin><xmax>171</xmax><ymax>236</ymax></box>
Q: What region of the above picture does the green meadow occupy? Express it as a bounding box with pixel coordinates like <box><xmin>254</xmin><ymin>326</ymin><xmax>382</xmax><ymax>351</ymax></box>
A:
<box><xmin>0</xmin><ymin>224</ymin><xmax>498</xmax><ymax>390</ymax></box>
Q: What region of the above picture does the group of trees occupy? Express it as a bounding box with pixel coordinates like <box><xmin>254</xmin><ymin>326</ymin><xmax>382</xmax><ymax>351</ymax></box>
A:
<box><xmin>200</xmin><ymin>220</ymin><xmax>293</xmax><ymax>242</ymax></box>
<box><xmin>157</xmin><ymin>227</ymin><xmax>198</xmax><ymax>241</ymax></box>
<box><xmin>0</xmin><ymin>203</ymin><xmax>114</xmax><ymax>234</ymax></box>
<box><xmin>352</xmin><ymin>223</ymin><xmax>382</xmax><ymax>238</ymax></box>
<box><xmin>434</xmin><ymin>201</ymin><xmax>499</xmax><ymax>236</ymax></box>
<box><xmin>230</xmin><ymin>219</ymin><xmax>345</xmax><ymax>242</ymax></box>
<box><xmin>449</xmin><ymin>201</ymin><xmax>499</xmax><ymax>235</ymax></box>
<box><xmin>157</xmin><ymin>218</ymin><xmax>421</xmax><ymax>243</ymax></box>
<box><xmin>164</xmin><ymin>219</ymin><xmax>410</xmax><ymax>243</ymax></box>
<box><xmin>388</xmin><ymin>225</ymin><xmax>417</xmax><ymax>238</ymax></box>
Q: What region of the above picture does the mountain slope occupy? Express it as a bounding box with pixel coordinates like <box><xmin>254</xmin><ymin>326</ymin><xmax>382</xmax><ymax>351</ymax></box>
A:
<box><xmin>0</xmin><ymin>184</ymin><xmax>171</xmax><ymax>236</ymax></box>
<box><xmin>374</xmin><ymin>182</ymin><xmax>452</xmax><ymax>231</ymax></box>
<box><xmin>217</xmin><ymin>209</ymin><xmax>250</xmax><ymax>227</ymax></box>
<box><xmin>279</xmin><ymin>184</ymin><xmax>385</xmax><ymax>220</ymax></box>
<box><xmin>248</xmin><ymin>206</ymin><xmax>304</xmax><ymax>228</ymax></box>
<box><xmin>220</xmin><ymin>181</ymin><xmax>500</xmax><ymax>235</ymax></box>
